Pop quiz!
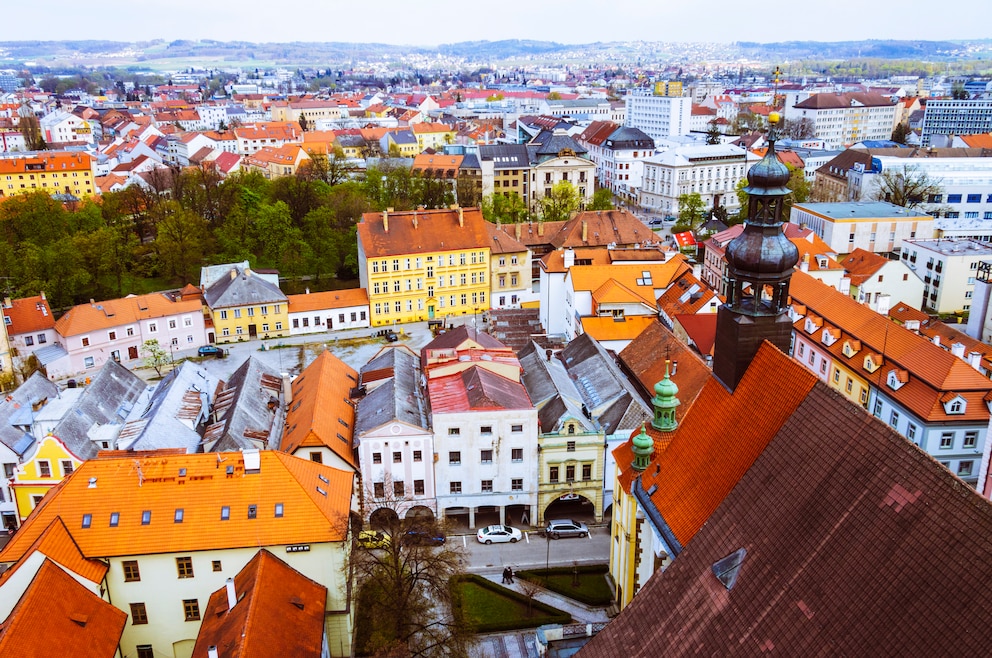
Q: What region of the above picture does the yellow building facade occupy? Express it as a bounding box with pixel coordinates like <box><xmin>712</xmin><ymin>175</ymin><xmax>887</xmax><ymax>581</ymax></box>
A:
<box><xmin>203</xmin><ymin>267</ymin><xmax>290</xmax><ymax>343</ymax></box>
<box><xmin>538</xmin><ymin>421</ymin><xmax>605</xmax><ymax>524</ymax></box>
<box><xmin>358</xmin><ymin>208</ymin><xmax>492</xmax><ymax>327</ymax></box>
<box><xmin>0</xmin><ymin>151</ymin><xmax>97</xmax><ymax>200</ymax></box>
<box><xmin>11</xmin><ymin>435</ymin><xmax>82</xmax><ymax>523</ymax></box>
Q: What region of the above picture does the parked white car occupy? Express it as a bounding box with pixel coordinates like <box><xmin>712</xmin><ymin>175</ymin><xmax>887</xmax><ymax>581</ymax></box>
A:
<box><xmin>477</xmin><ymin>524</ymin><xmax>523</xmax><ymax>544</ymax></box>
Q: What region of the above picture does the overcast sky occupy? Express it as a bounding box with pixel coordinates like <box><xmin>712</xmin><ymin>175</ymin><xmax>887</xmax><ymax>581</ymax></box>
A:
<box><xmin>5</xmin><ymin>0</ymin><xmax>987</xmax><ymax>45</ymax></box>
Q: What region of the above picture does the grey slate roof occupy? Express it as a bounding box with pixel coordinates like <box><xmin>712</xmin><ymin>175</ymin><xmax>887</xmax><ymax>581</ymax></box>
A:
<box><xmin>478</xmin><ymin>144</ymin><xmax>530</xmax><ymax>169</ymax></box>
<box><xmin>0</xmin><ymin>373</ymin><xmax>59</xmax><ymax>457</ymax></box>
<box><xmin>200</xmin><ymin>260</ymin><xmax>250</xmax><ymax>289</ymax></box>
<box><xmin>355</xmin><ymin>347</ymin><xmax>428</xmax><ymax>435</ymax></box>
<box><xmin>117</xmin><ymin>361</ymin><xmax>219</xmax><ymax>453</ymax></box>
<box><xmin>203</xmin><ymin>266</ymin><xmax>287</xmax><ymax>309</ymax></box>
<box><xmin>605</xmin><ymin>126</ymin><xmax>655</xmax><ymax>150</ymax></box>
<box><xmin>529</xmin><ymin>129</ymin><xmax>589</xmax><ymax>162</ymax></box>
<box><xmin>202</xmin><ymin>356</ymin><xmax>284</xmax><ymax>452</ymax></box>
<box><xmin>49</xmin><ymin>360</ymin><xmax>149</xmax><ymax>460</ymax></box>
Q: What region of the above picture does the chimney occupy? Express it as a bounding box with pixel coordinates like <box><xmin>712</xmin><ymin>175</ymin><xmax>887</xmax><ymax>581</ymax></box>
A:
<box><xmin>538</xmin><ymin>221</ymin><xmax>544</xmax><ymax>237</ymax></box>
<box><xmin>458</xmin><ymin>207</ymin><xmax>464</xmax><ymax>227</ymax></box>
<box><xmin>951</xmin><ymin>342</ymin><xmax>966</xmax><ymax>358</ymax></box>
<box><xmin>545</xmin><ymin>348</ymin><xmax>553</xmax><ymax>363</ymax></box>
<box><xmin>208</xmin><ymin>647</ymin><xmax>219</xmax><ymax>658</ymax></box>
<box><xmin>282</xmin><ymin>372</ymin><xmax>293</xmax><ymax>405</ymax></box>
<box><xmin>968</xmin><ymin>351</ymin><xmax>982</xmax><ymax>370</ymax></box>
<box><xmin>226</xmin><ymin>578</ymin><xmax>237</xmax><ymax>610</ymax></box>
<box><xmin>563</xmin><ymin>248</ymin><xmax>575</xmax><ymax>269</ymax></box>
<box><xmin>515</xmin><ymin>223</ymin><xmax>521</xmax><ymax>240</ymax></box>
<box><xmin>581</xmin><ymin>220</ymin><xmax>588</xmax><ymax>242</ymax></box>
<box><xmin>932</xmin><ymin>335</ymin><xmax>941</xmax><ymax>347</ymax></box>
<box><xmin>2</xmin><ymin>297</ymin><xmax>9</xmax><ymax>309</ymax></box>
<box><xmin>800</xmin><ymin>253</ymin><xmax>810</xmax><ymax>272</ymax></box>
<box><xmin>230</xmin><ymin>269</ymin><xmax>237</xmax><ymax>280</ymax></box>
<box><xmin>40</xmin><ymin>291</ymin><xmax>46</xmax><ymax>301</ymax></box>
<box><xmin>413</xmin><ymin>211</ymin><xmax>418</xmax><ymax>229</ymax></box>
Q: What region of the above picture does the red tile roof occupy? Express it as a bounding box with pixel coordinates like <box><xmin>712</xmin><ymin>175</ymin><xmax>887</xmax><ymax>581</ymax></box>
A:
<box><xmin>427</xmin><ymin>366</ymin><xmax>532</xmax><ymax>414</ymax></box>
<box><xmin>282</xmin><ymin>350</ymin><xmax>359</xmax><ymax>467</ymax></box>
<box><xmin>0</xmin><ymin>559</ymin><xmax>126</xmax><ymax>657</ymax></box>
<box><xmin>358</xmin><ymin>207</ymin><xmax>490</xmax><ymax>258</ymax></box>
<box><xmin>191</xmin><ymin>549</ymin><xmax>326</xmax><ymax>658</ymax></box>
<box><xmin>287</xmin><ymin>288</ymin><xmax>368</xmax><ymax>313</ymax></box>
<box><xmin>2</xmin><ymin>294</ymin><xmax>54</xmax><ymax>335</ymax></box>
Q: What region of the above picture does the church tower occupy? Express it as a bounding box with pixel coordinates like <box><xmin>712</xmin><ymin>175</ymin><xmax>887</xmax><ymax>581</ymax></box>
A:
<box><xmin>713</xmin><ymin>111</ymin><xmax>798</xmax><ymax>390</ymax></box>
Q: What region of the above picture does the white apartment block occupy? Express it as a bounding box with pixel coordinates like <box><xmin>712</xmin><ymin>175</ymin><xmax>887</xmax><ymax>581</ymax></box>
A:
<box><xmin>638</xmin><ymin>144</ymin><xmax>754</xmax><ymax>216</ymax></box>
<box><xmin>786</xmin><ymin>93</ymin><xmax>899</xmax><ymax>149</ymax></box>
<box><xmin>848</xmin><ymin>157</ymin><xmax>992</xmax><ymax>237</ymax></box>
<box><xmin>901</xmin><ymin>238</ymin><xmax>992</xmax><ymax>314</ymax></box>
<box><xmin>921</xmin><ymin>99</ymin><xmax>992</xmax><ymax>146</ymax></box>
<box><xmin>624</xmin><ymin>93</ymin><xmax>692</xmax><ymax>143</ymax></box>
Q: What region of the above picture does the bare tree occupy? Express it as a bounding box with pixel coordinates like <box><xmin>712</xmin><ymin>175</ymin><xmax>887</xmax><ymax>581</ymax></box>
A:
<box><xmin>783</xmin><ymin>117</ymin><xmax>816</xmax><ymax>140</ymax></box>
<box><xmin>871</xmin><ymin>164</ymin><xmax>943</xmax><ymax>211</ymax></box>
<box><xmin>517</xmin><ymin>578</ymin><xmax>544</xmax><ymax>618</ymax></box>
<box><xmin>351</xmin><ymin>475</ymin><xmax>471</xmax><ymax>658</ymax></box>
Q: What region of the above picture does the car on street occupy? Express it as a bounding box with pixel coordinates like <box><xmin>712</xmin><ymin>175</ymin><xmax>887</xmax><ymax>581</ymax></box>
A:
<box><xmin>477</xmin><ymin>524</ymin><xmax>523</xmax><ymax>544</ymax></box>
<box><xmin>648</xmin><ymin>218</ymin><xmax>664</xmax><ymax>227</ymax></box>
<box><xmin>545</xmin><ymin>519</ymin><xmax>589</xmax><ymax>539</ymax></box>
<box><xmin>356</xmin><ymin>530</ymin><xmax>391</xmax><ymax>549</ymax></box>
<box><xmin>402</xmin><ymin>527</ymin><xmax>446</xmax><ymax>546</ymax></box>
<box><xmin>198</xmin><ymin>345</ymin><xmax>226</xmax><ymax>358</ymax></box>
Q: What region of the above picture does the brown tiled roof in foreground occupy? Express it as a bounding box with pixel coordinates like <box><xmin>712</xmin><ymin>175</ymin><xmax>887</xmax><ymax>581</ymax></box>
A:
<box><xmin>579</xmin><ymin>354</ymin><xmax>992</xmax><ymax>656</ymax></box>
<box><xmin>191</xmin><ymin>549</ymin><xmax>326</xmax><ymax>658</ymax></box>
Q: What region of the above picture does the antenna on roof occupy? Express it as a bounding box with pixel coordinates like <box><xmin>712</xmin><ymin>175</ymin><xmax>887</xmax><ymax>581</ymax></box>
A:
<box><xmin>134</xmin><ymin>461</ymin><xmax>144</xmax><ymax>487</ymax></box>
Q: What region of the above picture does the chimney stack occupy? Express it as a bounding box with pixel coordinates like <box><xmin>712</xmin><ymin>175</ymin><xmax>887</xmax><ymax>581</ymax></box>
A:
<box><xmin>515</xmin><ymin>223</ymin><xmax>521</xmax><ymax>240</ymax></box>
<box><xmin>458</xmin><ymin>207</ymin><xmax>464</xmax><ymax>227</ymax></box>
<box><xmin>282</xmin><ymin>372</ymin><xmax>292</xmax><ymax>406</ymax></box>
<box><xmin>382</xmin><ymin>210</ymin><xmax>389</xmax><ymax>233</ymax></box>
<box><xmin>226</xmin><ymin>577</ymin><xmax>237</xmax><ymax>610</ymax></box>
<box><xmin>582</xmin><ymin>220</ymin><xmax>588</xmax><ymax>242</ymax></box>
<box><xmin>413</xmin><ymin>211</ymin><xmax>418</xmax><ymax>229</ymax></box>
<box><xmin>538</xmin><ymin>221</ymin><xmax>544</xmax><ymax>237</ymax></box>
<box><xmin>800</xmin><ymin>253</ymin><xmax>810</xmax><ymax>272</ymax></box>
<box><xmin>969</xmin><ymin>351</ymin><xmax>982</xmax><ymax>370</ymax></box>
<box><xmin>40</xmin><ymin>291</ymin><xmax>46</xmax><ymax>301</ymax></box>
<box><xmin>208</xmin><ymin>647</ymin><xmax>219</xmax><ymax>658</ymax></box>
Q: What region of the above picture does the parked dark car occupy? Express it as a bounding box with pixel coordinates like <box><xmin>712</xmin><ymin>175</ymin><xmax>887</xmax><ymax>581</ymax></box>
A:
<box><xmin>402</xmin><ymin>527</ymin><xmax>446</xmax><ymax>546</ymax></box>
<box><xmin>372</xmin><ymin>329</ymin><xmax>399</xmax><ymax>342</ymax></box>
<box><xmin>198</xmin><ymin>345</ymin><xmax>226</xmax><ymax>358</ymax></box>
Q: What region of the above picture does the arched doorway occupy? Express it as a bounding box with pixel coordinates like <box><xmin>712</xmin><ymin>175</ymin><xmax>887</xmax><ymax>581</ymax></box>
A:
<box><xmin>543</xmin><ymin>493</ymin><xmax>596</xmax><ymax>525</ymax></box>
<box><xmin>369</xmin><ymin>507</ymin><xmax>399</xmax><ymax>530</ymax></box>
<box><xmin>405</xmin><ymin>505</ymin><xmax>435</xmax><ymax>524</ymax></box>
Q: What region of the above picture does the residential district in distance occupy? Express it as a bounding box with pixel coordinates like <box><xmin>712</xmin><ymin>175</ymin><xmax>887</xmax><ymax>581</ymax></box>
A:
<box><xmin>2</xmin><ymin>49</ymin><xmax>992</xmax><ymax>656</ymax></box>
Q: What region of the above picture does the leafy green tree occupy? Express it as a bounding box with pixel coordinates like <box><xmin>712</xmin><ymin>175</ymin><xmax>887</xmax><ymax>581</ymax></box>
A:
<box><xmin>256</xmin><ymin>201</ymin><xmax>309</xmax><ymax>276</ymax></box>
<box><xmin>481</xmin><ymin>192</ymin><xmax>529</xmax><ymax>224</ymax></box>
<box><xmin>539</xmin><ymin>181</ymin><xmax>580</xmax><ymax>223</ymax></box>
<box><xmin>676</xmin><ymin>192</ymin><xmax>706</xmax><ymax>229</ymax></box>
<box><xmin>547</xmin><ymin>91</ymin><xmax>562</xmax><ymax>100</ymax></box>
<box><xmin>301</xmin><ymin>145</ymin><xmax>352</xmax><ymax>187</ymax></box>
<box><xmin>142</xmin><ymin>339</ymin><xmax>170</xmax><ymax>377</ymax></box>
<box><xmin>892</xmin><ymin>122</ymin><xmax>910</xmax><ymax>144</ymax></box>
<box><xmin>588</xmin><ymin>188</ymin><xmax>615</xmax><ymax>211</ymax></box>
<box><xmin>153</xmin><ymin>203</ymin><xmax>212</xmax><ymax>283</ymax></box>
<box><xmin>18</xmin><ymin>115</ymin><xmax>46</xmax><ymax>151</ymax></box>
<box><xmin>951</xmin><ymin>82</ymin><xmax>970</xmax><ymax>100</ymax></box>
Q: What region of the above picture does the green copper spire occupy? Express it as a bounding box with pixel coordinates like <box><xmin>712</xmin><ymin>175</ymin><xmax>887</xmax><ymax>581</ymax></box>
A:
<box><xmin>632</xmin><ymin>423</ymin><xmax>654</xmax><ymax>472</ymax></box>
<box><xmin>651</xmin><ymin>359</ymin><xmax>680</xmax><ymax>432</ymax></box>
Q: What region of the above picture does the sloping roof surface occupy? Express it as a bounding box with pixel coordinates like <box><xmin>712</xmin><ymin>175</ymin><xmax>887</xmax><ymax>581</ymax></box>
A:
<box><xmin>0</xmin><ymin>559</ymin><xmax>126</xmax><ymax>657</ymax></box>
<box><xmin>0</xmin><ymin>372</ymin><xmax>58</xmax><ymax>455</ymax></box>
<box><xmin>0</xmin><ymin>451</ymin><xmax>354</xmax><ymax>561</ymax></box>
<box><xmin>2</xmin><ymin>295</ymin><xmax>55</xmax><ymax>335</ymax></box>
<box><xmin>581</xmin><ymin>350</ymin><xmax>992</xmax><ymax>656</ymax></box>
<box><xmin>282</xmin><ymin>350</ymin><xmax>358</xmax><ymax>465</ymax></box>
<box><xmin>358</xmin><ymin>207</ymin><xmax>490</xmax><ymax>258</ymax></box>
<box><xmin>191</xmin><ymin>549</ymin><xmax>326</xmax><ymax>658</ymax></box>
<box><xmin>203</xmin><ymin>267</ymin><xmax>287</xmax><ymax>309</ymax></box>
<box><xmin>355</xmin><ymin>347</ymin><xmax>428</xmax><ymax>434</ymax></box>
<box><xmin>617</xmin><ymin>320</ymin><xmax>711</xmax><ymax>414</ymax></box>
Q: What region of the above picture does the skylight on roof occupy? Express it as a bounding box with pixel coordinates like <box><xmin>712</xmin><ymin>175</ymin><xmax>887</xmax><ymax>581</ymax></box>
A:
<box><xmin>712</xmin><ymin>548</ymin><xmax>747</xmax><ymax>590</ymax></box>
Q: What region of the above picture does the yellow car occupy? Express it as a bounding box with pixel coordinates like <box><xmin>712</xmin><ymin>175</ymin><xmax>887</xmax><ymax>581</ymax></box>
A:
<box><xmin>357</xmin><ymin>530</ymin><xmax>391</xmax><ymax>549</ymax></box>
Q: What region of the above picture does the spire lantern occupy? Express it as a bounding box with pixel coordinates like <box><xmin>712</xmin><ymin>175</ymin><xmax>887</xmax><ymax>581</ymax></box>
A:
<box><xmin>651</xmin><ymin>359</ymin><xmax>680</xmax><ymax>432</ymax></box>
<box><xmin>632</xmin><ymin>424</ymin><xmax>654</xmax><ymax>472</ymax></box>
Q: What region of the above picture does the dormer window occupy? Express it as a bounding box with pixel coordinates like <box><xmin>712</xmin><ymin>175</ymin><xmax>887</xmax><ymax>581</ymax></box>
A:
<box><xmin>821</xmin><ymin>327</ymin><xmax>838</xmax><ymax>346</ymax></box>
<box><xmin>864</xmin><ymin>354</ymin><xmax>881</xmax><ymax>374</ymax></box>
<box><xmin>886</xmin><ymin>369</ymin><xmax>907</xmax><ymax>391</ymax></box>
<box><xmin>943</xmin><ymin>395</ymin><xmax>967</xmax><ymax>415</ymax></box>
<box><xmin>804</xmin><ymin>316</ymin><xmax>821</xmax><ymax>334</ymax></box>
<box><xmin>842</xmin><ymin>340</ymin><xmax>860</xmax><ymax>358</ymax></box>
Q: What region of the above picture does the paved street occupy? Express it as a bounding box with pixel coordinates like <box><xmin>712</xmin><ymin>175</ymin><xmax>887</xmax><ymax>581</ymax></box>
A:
<box><xmin>458</xmin><ymin>526</ymin><xmax>610</xmax><ymax>574</ymax></box>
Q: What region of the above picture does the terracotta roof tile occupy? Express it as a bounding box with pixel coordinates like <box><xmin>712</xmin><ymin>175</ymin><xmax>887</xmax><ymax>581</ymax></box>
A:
<box><xmin>2</xmin><ymin>295</ymin><xmax>54</xmax><ymax>335</ymax></box>
<box><xmin>54</xmin><ymin>293</ymin><xmax>202</xmax><ymax>337</ymax></box>
<box><xmin>0</xmin><ymin>451</ymin><xmax>354</xmax><ymax>563</ymax></box>
<box><xmin>580</xmin><ymin>315</ymin><xmax>657</xmax><ymax>342</ymax></box>
<box><xmin>358</xmin><ymin>207</ymin><xmax>490</xmax><ymax>258</ymax></box>
<box><xmin>0</xmin><ymin>559</ymin><xmax>126</xmax><ymax>657</ymax></box>
<box><xmin>191</xmin><ymin>549</ymin><xmax>326</xmax><ymax>658</ymax></box>
<box><xmin>282</xmin><ymin>350</ymin><xmax>358</xmax><ymax>466</ymax></box>
<box><xmin>617</xmin><ymin>320</ymin><xmax>711</xmax><ymax>415</ymax></box>
<box><xmin>287</xmin><ymin>288</ymin><xmax>368</xmax><ymax>313</ymax></box>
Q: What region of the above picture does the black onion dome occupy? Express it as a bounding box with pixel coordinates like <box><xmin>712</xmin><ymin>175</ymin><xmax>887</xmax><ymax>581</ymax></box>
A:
<box><xmin>743</xmin><ymin>149</ymin><xmax>791</xmax><ymax>196</ymax></box>
<box><xmin>726</xmin><ymin>227</ymin><xmax>799</xmax><ymax>275</ymax></box>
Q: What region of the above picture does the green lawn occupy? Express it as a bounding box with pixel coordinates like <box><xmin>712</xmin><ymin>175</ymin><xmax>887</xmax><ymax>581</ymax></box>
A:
<box><xmin>516</xmin><ymin>565</ymin><xmax>614</xmax><ymax>606</ymax></box>
<box><xmin>453</xmin><ymin>576</ymin><xmax>570</xmax><ymax>633</ymax></box>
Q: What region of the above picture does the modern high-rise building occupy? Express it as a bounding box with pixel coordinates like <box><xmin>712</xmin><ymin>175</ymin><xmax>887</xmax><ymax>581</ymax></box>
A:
<box><xmin>921</xmin><ymin>99</ymin><xmax>992</xmax><ymax>146</ymax></box>
<box><xmin>624</xmin><ymin>92</ymin><xmax>692</xmax><ymax>143</ymax></box>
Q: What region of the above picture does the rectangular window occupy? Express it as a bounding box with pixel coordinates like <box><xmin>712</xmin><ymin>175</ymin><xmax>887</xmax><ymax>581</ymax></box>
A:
<box><xmin>512</xmin><ymin>478</ymin><xmax>523</xmax><ymax>491</ymax></box>
<box><xmin>393</xmin><ymin>451</ymin><xmax>402</xmax><ymax>463</ymax></box>
<box><xmin>449</xmin><ymin>451</ymin><xmax>461</xmax><ymax>464</ymax></box>
<box><xmin>233</xmin><ymin>309</ymin><xmax>241</xmax><ymax>319</ymax></box>
<box><xmin>183</xmin><ymin>599</ymin><xmax>200</xmax><ymax>621</ymax></box>
<box><xmin>480</xmin><ymin>449</ymin><xmax>493</xmax><ymax>463</ymax></box>
<box><xmin>947</xmin><ymin>194</ymin><xmax>962</xmax><ymax>203</ymax></box>
<box><xmin>450</xmin><ymin>481</ymin><xmax>462</xmax><ymax>494</ymax></box>
<box><xmin>550</xmin><ymin>466</ymin><xmax>559</xmax><ymax>483</ymax></box>
<box><xmin>964</xmin><ymin>431</ymin><xmax>978</xmax><ymax>449</ymax></box>
<box><xmin>174</xmin><ymin>508</ymin><xmax>184</xmax><ymax>523</ymax></box>
<box><xmin>221</xmin><ymin>506</ymin><xmax>230</xmax><ymax>520</ymax></box>
<box><xmin>81</xmin><ymin>336</ymin><xmax>90</xmax><ymax>347</ymax></box>
<box><xmin>414</xmin><ymin>479</ymin><xmax>425</xmax><ymax>495</ymax></box>
<box><xmin>448</xmin><ymin>427</ymin><xmax>460</xmax><ymax>435</ymax></box>
<box><xmin>394</xmin><ymin>481</ymin><xmax>405</xmax><ymax>496</ymax></box>
<box><xmin>137</xmin><ymin>647</ymin><xmax>154</xmax><ymax>658</ymax></box>
<box><xmin>38</xmin><ymin>460</ymin><xmax>51</xmax><ymax>477</ymax></box>
<box><xmin>966</xmin><ymin>194</ymin><xmax>981</xmax><ymax>203</ymax></box>
<box><xmin>213</xmin><ymin>560</ymin><xmax>223</xmax><ymax>572</ymax></box>
<box><xmin>176</xmin><ymin>556</ymin><xmax>194</xmax><ymax>578</ymax></box>
<box><xmin>511</xmin><ymin>424</ymin><xmax>523</xmax><ymax>433</ymax></box>
<box><xmin>512</xmin><ymin>448</ymin><xmax>523</xmax><ymax>461</ymax></box>
<box><xmin>374</xmin><ymin>482</ymin><xmax>385</xmax><ymax>498</ymax></box>
<box><xmin>275</xmin><ymin>503</ymin><xmax>284</xmax><ymax>518</ymax></box>
<box><xmin>566</xmin><ymin>465</ymin><xmax>576</xmax><ymax>481</ymax></box>
<box><xmin>123</xmin><ymin>560</ymin><xmax>141</xmax><ymax>582</ymax></box>
<box><xmin>873</xmin><ymin>400</ymin><xmax>882</xmax><ymax>417</ymax></box>
<box><xmin>940</xmin><ymin>432</ymin><xmax>954</xmax><ymax>449</ymax></box>
<box><xmin>141</xmin><ymin>510</ymin><xmax>151</xmax><ymax>525</ymax></box>
<box><xmin>583</xmin><ymin>464</ymin><xmax>593</xmax><ymax>480</ymax></box>
<box><xmin>413</xmin><ymin>450</ymin><xmax>422</xmax><ymax>462</ymax></box>
<box><xmin>480</xmin><ymin>425</ymin><xmax>492</xmax><ymax>434</ymax></box>
<box><xmin>481</xmin><ymin>479</ymin><xmax>493</xmax><ymax>492</ymax></box>
<box><xmin>248</xmin><ymin>504</ymin><xmax>257</xmax><ymax>519</ymax></box>
<box><xmin>889</xmin><ymin>411</ymin><xmax>899</xmax><ymax>428</ymax></box>
<box><xmin>110</xmin><ymin>512</ymin><xmax>119</xmax><ymax>527</ymax></box>
<box><xmin>130</xmin><ymin>603</ymin><xmax>148</xmax><ymax>625</ymax></box>
<box><xmin>566</xmin><ymin>440</ymin><xmax>576</xmax><ymax>452</ymax></box>
<box><xmin>959</xmin><ymin>461</ymin><xmax>975</xmax><ymax>477</ymax></box>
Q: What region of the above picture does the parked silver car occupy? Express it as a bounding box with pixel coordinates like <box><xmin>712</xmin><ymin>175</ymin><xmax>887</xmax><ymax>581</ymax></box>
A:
<box><xmin>545</xmin><ymin>518</ymin><xmax>589</xmax><ymax>539</ymax></box>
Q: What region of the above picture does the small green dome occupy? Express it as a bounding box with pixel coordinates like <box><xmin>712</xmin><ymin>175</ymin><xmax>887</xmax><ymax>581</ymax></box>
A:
<box><xmin>633</xmin><ymin>424</ymin><xmax>653</xmax><ymax>452</ymax></box>
<box><xmin>654</xmin><ymin>372</ymin><xmax>679</xmax><ymax>398</ymax></box>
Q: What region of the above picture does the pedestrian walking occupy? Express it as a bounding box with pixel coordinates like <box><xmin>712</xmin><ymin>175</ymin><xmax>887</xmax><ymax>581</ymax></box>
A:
<box><xmin>502</xmin><ymin>567</ymin><xmax>511</xmax><ymax>584</ymax></box>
